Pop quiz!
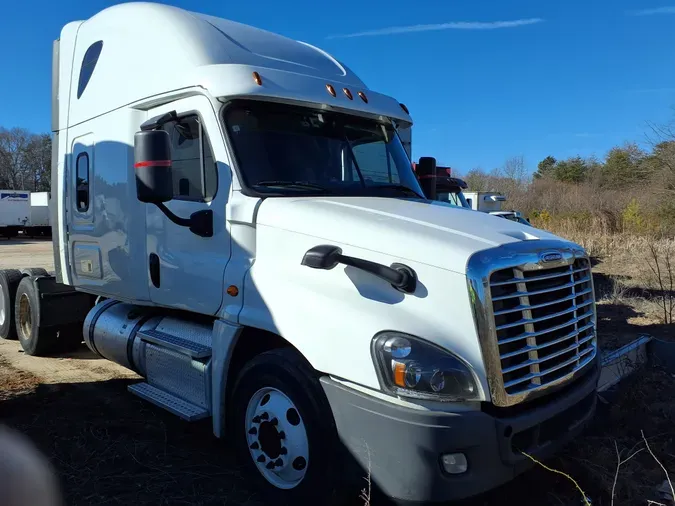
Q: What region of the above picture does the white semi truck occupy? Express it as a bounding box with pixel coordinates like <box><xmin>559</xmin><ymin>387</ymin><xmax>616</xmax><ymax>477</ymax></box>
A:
<box><xmin>0</xmin><ymin>3</ymin><xmax>600</xmax><ymax>504</ymax></box>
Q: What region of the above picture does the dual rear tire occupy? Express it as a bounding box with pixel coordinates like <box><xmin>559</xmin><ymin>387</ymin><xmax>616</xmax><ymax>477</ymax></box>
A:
<box><xmin>0</xmin><ymin>269</ymin><xmax>83</xmax><ymax>355</ymax></box>
<box><xmin>0</xmin><ymin>269</ymin><xmax>22</xmax><ymax>340</ymax></box>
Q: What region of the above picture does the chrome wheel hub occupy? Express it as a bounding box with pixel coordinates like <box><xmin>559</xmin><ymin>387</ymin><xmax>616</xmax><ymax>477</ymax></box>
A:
<box><xmin>245</xmin><ymin>387</ymin><xmax>309</xmax><ymax>489</ymax></box>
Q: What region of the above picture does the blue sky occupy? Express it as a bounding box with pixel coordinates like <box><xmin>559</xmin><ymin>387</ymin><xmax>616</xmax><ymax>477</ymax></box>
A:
<box><xmin>2</xmin><ymin>0</ymin><xmax>675</xmax><ymax>174</ymax></box>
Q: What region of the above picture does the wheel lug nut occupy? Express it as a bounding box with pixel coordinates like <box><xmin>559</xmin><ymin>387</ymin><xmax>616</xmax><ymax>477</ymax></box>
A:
<box><xmin>250</xmin><ymin>442</ymin><xmax>259</xmax><ymax>450</ymax></box>
<box><xmin>260</xmin><ymin>412</ymin><xmax>269</xmax><ymax>420</ymax></box>
<box><xmin>257</xmin><ymin>455</ymin><xmax>266</xmax><ymax>463</ymax></box>
<box><xmin>248</xmin><ymin>427</ymin><xmax>257</xmax><ymax>435</ymax></box>
<box><xmin>252</xmin><ymin>416</ymin><xmax>261</xmax><ymax>424</ymax></box>
<box><xmin>278</xmin><ymin>431</ymin><xmax>286</xmax><ymax>439</ymax></box>
<box><xmin>270</xmin><ymin>417</ymin><xmax>278</xmax><ymax>426</ymax></box>
<box><xmin>266</xmin><ymin>461</ymin><xmax>276</xmax><ymax>469</ymax></box>
<box><xmin>274</xmin><ymin>458</ymin><xmax>283</xmax><ymax>467</ymax></box>
<box><xmin>279</xmin><ymin>447</ymin><xmax>287</xmax><ymax>455</ymax></box>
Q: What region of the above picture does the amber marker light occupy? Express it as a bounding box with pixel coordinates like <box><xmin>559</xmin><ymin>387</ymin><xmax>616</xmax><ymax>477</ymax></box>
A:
<box><xmin>393</xmin><ymin>361</ymin><xmax>406</xmax><ymax>387</ymax></box>
<box><xmin>226</xmin><ymin>285</ymin><xmax>239</xmax><ymax>297</ymax></box>
<box><xmin>326</xmin><ymin>84</ymin><xmax>336</xmax><ymax>97</ymax></box>
<box><xmin>343</xmin><ymin>88</ymin><xmax>353</xmax><ymax>100</ymax></box>
<box><xmin>252</xmin><ymin>72</ymin><xmax>262</xmax><ymax>86</ymax></box>
<box><xmin>358</xmin><ymin>91</ymin><xmax>368</xmax><ymax>103</ymax></box>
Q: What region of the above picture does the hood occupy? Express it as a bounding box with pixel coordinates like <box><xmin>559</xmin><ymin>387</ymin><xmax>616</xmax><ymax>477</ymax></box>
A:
<box><xmin>256</xmin><ymin>196</ymin><xmax>568</xmax><ymax>273</ymax></box>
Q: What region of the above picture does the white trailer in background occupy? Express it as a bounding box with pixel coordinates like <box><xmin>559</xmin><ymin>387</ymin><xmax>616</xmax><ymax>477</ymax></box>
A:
<box><xmin>0</xmin><ymin>4</ymin><xmax>600</xmax><ymax>505</ymax></box>
<box><xmin>463</xmin><ymin>191</ymin><xmax>507</xmax><ymax>212</ymax></box>
<box><xmin>0</xmin><ymin>191</ymin><xmax>30</xmax><ymax>238</ymax></box>
<box><xmin>24</xmin><ymin>192</ymin><xmax>52</xmax><ymax>237</ymax></box>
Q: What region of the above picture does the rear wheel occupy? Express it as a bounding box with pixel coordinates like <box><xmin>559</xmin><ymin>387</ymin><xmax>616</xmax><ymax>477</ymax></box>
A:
<box><xmin>15</xmin><ymin>277</ymin><xmax>57</xmax><ymax>356</ymax></box>
<box><xmin>20</xmin><ymin>268</ymin><xmax>49</xmax><ymax>277</ymax></box>
<box><xmin>231</xmin><ymin>348</ymin><xmax>347</xmax><ymax>505</ymax></box>
<box><xmin>0</xmin><ymin>269</ymin><xmax>22</xmax><ymax>339</ymax></box>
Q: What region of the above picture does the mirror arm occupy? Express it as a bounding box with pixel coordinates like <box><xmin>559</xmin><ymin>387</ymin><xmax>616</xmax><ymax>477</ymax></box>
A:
<box><xmin>156</xmin><ymin>202</ymin><xmax>191</xmax><ymax>227</ymax></box>
<box><xmin>155</xmin><ymin>203</ymin><xmax>213</xmax><ymax>238</ymax></box>
<box><xmin>301</xmin><ymin>245</ymin><xmax>417</xmax><ymax>294</ymax></box>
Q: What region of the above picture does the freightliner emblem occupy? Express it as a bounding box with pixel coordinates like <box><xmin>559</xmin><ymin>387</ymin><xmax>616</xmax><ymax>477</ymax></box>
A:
<box><xmin>541</xmin><ymin>251</ymin><xmax>563</xmax><ymax>263</ymax></box>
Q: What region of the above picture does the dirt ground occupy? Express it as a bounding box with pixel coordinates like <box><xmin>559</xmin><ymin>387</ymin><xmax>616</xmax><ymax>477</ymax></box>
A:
<box><xmin>1</xmin><ymin>238</ymin><xmax>674</xmax><ymax>506</ymax></box>
<box><xmin>0</xmin><ymin>237</ymin><xmax>55</xmax><ymax>271</ymax></box>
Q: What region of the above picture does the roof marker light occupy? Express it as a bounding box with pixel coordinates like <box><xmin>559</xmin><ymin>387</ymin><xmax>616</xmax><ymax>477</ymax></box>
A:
<box><xmin>400</xmin><ymin>103</ymin><xmax>410</xmax><ymax>114</ymax></box>
<box><xmin>358</xmin><ymin>91</ymin><xmax>368</xmax><ymax>103</ymax></box>
<box><xmin>252</xmin><ymin>72</ymin><xmax>262</xmax><ymax>86</ymax></box>
<box><xmin>326</xmin><ymin>84</ymin><xmax>336</xmax><ymax>97</ymax></box>
<box><xmin>343</xmin><ymin>88</ymin><xmax>353</xmax><ymax>100</ymax></box>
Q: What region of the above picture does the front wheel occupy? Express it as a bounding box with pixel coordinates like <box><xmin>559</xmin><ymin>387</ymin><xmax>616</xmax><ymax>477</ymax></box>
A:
<box><xmin>231</xmin><ymin>348</ymin><xmax>347</xmax><ymax>505</ymax></box>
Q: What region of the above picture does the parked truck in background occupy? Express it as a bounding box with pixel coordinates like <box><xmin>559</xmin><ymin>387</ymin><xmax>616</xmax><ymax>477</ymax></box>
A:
<box><xmin>0</xmin><ymin>4</ymin><xmax>600</xmax><ymax>504</ymax></box>
<box><xmin>463</xmin><ymin>190</ymin><xmax>507</xmax><ymax>213</ymax></box>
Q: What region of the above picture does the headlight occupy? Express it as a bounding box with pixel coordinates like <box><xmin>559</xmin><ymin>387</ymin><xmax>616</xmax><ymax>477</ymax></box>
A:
<box><xmin>372</xmin><ymin>332</ymin><xmax>480</xmax><ymax>401</ymax></box>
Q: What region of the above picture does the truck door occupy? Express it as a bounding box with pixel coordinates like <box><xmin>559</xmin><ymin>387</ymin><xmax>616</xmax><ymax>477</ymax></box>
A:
<box><xmin>144</xmin><ymin>96</ymin><xmax>232</xmax><ymax>315</ymax></box>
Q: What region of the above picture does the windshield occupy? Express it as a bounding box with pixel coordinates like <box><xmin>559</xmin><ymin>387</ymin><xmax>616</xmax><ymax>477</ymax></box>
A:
<box><xmin>437</xmin><ymin>190</ymin><xmax>469</xmax><ymax>208</ymax></box>
<box><xmin>223</xmin><ymin>101</ymin><xmax>424</xmax><ymax>198</ymax></box>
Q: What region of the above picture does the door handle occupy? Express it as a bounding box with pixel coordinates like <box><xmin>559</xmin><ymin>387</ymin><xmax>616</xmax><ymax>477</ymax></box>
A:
<box><xmin>149</xmin><ymin>253</ymin><xmax>160</xmax><ymax>288</ymax></box>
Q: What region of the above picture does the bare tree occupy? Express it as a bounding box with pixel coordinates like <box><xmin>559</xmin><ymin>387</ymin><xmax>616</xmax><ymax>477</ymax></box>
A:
<box><xmin>502</xmin><ymin>155</ymin><xmax>528</xmax><ymax>183</ymax></box>
<box><xmin>0</xmin><ymin>128</ymin><xmax>32</xmax><ymax>189</ymax></box>
<box><xmin>24</xmin><ymin>134</ymin><xmax>51</xmax><ymax>192</ymax></box>
<box><xmin>0</xmin><ymin>128</ymin><xmax>51</xmax><ymax>191</ymax></box>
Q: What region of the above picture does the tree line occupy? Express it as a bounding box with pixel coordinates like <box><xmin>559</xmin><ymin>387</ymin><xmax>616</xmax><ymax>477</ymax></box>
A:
<box><xmin>455</xmin><ymin>115</ymin><xmax>675</xmax><ymax>235</ymax></box>
<box><xmin>0</xmin><ymin>127</ymin><xmax>52</xmax><ymax>192</ymax></box>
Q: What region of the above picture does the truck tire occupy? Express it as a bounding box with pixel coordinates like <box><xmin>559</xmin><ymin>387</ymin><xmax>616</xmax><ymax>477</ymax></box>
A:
<box><xmin>230</xmin><ymin>348</ymin><xmax>347</xmax><ymax>506</ymax></box>
<box><xmin>20</xmin><ymin>268</ymin><xmax>49</xmax><ymax>277</ymax></box>
<box><xmin>14</xmin><ymin>277</ymin><xmax>58</xmax><ymax>356</ymax></box>
<box><xmin>0</xmin><ymin>269</ymin><xmax>22</xmax><ymax>340</ymax></box>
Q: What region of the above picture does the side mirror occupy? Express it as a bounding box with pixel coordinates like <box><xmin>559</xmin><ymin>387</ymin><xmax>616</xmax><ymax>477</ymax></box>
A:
<box><xmin>417</xmin><ymin>156</ymin><xmax>437</xmax><ymax>200</ymax></box>
<box><xmin>134</xmin><ymin>130</ymin><xmax>173</xmax><ymax>204</ymax></box>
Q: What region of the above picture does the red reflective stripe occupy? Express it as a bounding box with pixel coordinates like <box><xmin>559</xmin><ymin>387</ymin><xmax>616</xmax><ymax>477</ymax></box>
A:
<box><xmin>134</xmin><ymin>160</ymin><xmax>171</xmax><ymax>168</ymax></box>
<box><xmin>418</xmin><ymin>175</ymin><xmax>438</xmax><ymax>180</ymax></box>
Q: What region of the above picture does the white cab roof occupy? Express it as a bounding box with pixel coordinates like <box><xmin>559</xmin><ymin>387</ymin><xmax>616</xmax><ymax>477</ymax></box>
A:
<box><xmin>63</xmin><ymin>2</ymin><xmax>412</xmax><ymax>127</ymax></box>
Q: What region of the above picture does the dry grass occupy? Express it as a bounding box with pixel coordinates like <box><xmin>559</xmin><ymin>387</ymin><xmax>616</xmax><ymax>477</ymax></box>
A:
<box><xmin>533</xmin><ymin>218</ymin><xmax>675</xmax><ymax>337</ymax></box>
<box><xmin>559</xmin><ymin>367</ymin><xmax>675</xmax><ymax>506</ymax></box>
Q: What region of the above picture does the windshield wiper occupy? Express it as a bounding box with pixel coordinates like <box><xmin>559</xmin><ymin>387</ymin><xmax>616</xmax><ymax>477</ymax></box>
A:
<box><xmin>253</xmin><ymin>181</ymin><xmax>333</xmax><ymax>193</ymax></box>
<box><xmin>368</xmin><ymin>184</ymin><xmax>424</xmax><ymax>199</ymax></box>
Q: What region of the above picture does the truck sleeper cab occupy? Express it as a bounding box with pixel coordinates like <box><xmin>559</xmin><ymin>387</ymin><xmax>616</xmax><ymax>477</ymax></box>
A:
<box><xmin>0</xmin><ymin>3</ymin><xmax>599</xmax><ymax>505</ymax></box>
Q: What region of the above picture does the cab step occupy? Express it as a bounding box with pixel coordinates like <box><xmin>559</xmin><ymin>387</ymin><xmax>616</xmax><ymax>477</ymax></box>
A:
<box><xmin>128</xmin><ymin>382</ymin><xmax>209</xmax><ymax>421</ymax></box>
<box><xmin>138</xmin><ymin>328</ymin><xmax>212</xmax><ymax>358</ymax></box>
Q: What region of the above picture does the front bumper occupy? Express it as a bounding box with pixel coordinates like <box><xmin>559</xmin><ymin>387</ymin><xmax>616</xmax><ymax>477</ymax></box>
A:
<box><xmin>321</xmin><ymin>361</ymin><xmax>600</xmax><ymax>504</ymax></box>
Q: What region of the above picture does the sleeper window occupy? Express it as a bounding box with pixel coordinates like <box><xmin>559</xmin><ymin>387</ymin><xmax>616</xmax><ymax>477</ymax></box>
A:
<box><xmin>160</xmin><ymin>116</ymin><xmax>217</xmax><ymax>201</ymax></box>
<box><xmin>76</xmin><ymin>153</ymin><xmax>89</xmax><ymax>212</ymax></box>
<box><xmin>77</xmin><ymin>41</ymin><xmax>103</xmax><ymax>99</ymax></box>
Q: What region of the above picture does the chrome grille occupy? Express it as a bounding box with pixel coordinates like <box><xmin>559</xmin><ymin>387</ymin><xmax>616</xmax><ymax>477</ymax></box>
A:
<box><xmin>489</xmin><ymin>257</ymin><xmax>597</xmax><ymax>397</ymax></box>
